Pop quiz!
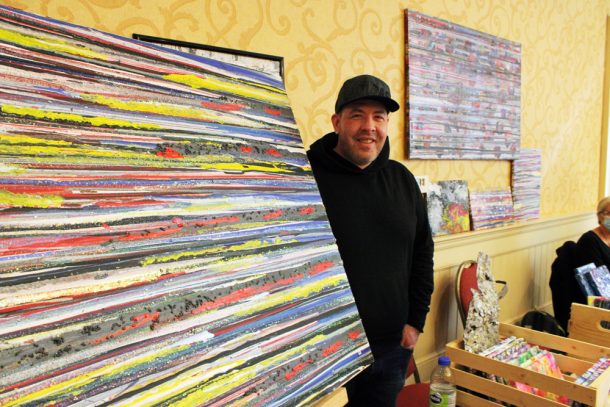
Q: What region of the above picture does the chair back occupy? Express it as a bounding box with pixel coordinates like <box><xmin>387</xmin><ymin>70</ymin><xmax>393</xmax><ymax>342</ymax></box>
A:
<box><xmin>406</xmin><ymin>355</ymin><xmax>421</xmax><ymax>383</ymax></box>
<box><xmin>455</xmin><ymin>260</ymin><xmax>478</xmax><ymax>326</ymax></box>
<box><xmin>455</xmin><ymin>259</ymin><xmax>508</xmax><ymax>328</ymax></box>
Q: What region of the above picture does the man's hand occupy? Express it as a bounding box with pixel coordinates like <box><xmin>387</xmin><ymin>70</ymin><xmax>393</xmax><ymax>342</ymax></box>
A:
<box><xmin>400</xmin><ymin>324</ymin><xmax>420</xmax><ymax>350</ymax></box>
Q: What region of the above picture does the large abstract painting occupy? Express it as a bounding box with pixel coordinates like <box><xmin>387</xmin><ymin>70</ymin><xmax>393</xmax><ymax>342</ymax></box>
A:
<box><xmin>405</xmin><ymin>10</ymin><xmax>521</xmax><ymax>160</ymax></box>
<box><xmin>0</xmin><ymin>6</ymin><xmax>370</xmax><ymax>406</ymax></box>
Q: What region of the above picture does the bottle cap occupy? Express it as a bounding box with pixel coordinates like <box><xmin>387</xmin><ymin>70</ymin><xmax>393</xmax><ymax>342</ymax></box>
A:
<box><xmin>438</xmin><ymin>356</ymin><xmax>450</xmax><ymax>366</ymax></box>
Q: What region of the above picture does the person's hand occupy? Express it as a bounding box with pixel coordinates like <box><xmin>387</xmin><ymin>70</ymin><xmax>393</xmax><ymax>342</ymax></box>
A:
<box><xmin>400</xmin><ymin>324</ymin><xmax>420</xmax><ymax>350</ymax></box>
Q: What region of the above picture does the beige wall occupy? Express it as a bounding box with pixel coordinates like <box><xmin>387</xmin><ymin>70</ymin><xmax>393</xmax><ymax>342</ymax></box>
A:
<box><xmin>4</xmin><ymin>0</ymin><xmax>608</xmax><ymax>217</ymax></box>
<box><xmin>2</xmin><ymin>0</ymin><xmax>608</xmax><ymax>379</ymax></box>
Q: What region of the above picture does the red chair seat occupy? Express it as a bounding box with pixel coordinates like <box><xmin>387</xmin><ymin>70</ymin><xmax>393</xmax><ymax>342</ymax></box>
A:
<box><xmin>396</xmin><ymin>357</ymin><xmax>429</xmax><ymax>407</ymax></box>
<box><xmin>396</xmin><ymin>382</ymin><xmax>429</xmax><ymax>407</ymax></box>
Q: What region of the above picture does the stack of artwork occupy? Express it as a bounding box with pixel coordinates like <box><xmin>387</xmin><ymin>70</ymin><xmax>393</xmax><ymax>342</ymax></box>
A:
<box><xmin>511</xmin><ymin>148</ymin><xmax>541</xmax><ymax>221</ymax></box>
<box><xmin>469</xmin><ymin>188</ymin><xmax>515</xmax><ymax>231</ymax></box>
<box><xmin>405</xmin><ymin>9</ymin><xmax>542</xmax><ymax>235</ymax></box>
<box><xmin>0</xmin><ymin>6</ymin><xmax>370</xmax><ymax>406</ymax></box>
<box><xmin>575</xmin><ymin>263</ymin><xmax>610</xmax><ymax>298</ymax></box>
<box><xmin>426</xmin><ymin>180</ymin><xmax>531</xmax><ymax>236</ymax></box>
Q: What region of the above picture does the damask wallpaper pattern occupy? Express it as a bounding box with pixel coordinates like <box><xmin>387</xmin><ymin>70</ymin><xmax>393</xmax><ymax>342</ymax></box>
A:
<box><xmin>2</xmin><ymin>0</ymin><xmax>608</xmax><ymax>217</ymax></box>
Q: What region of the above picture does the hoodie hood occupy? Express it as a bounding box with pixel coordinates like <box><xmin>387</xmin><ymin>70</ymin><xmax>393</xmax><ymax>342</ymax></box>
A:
<box><xmin>307</xmin><ymin>132</ymin><xmax>390</xmax><ymax>175</ymax></box>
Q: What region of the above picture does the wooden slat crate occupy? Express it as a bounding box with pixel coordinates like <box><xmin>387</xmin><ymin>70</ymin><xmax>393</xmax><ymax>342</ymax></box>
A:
<box><xmin>569</xmin><ymin>303</ymin><xmax>610</xmax><ymax>348</ymax></box>
<box><xmin>445</xmin><ymin>323</ymin><xmax>610</xmax><ymax>406</ymax></box>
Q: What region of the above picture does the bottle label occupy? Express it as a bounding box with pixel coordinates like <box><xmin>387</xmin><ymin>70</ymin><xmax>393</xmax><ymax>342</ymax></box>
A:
<box><xmin>429</xmin><ymin>390</ymin><xmax>456</xmax><ymax>407</ymax></box>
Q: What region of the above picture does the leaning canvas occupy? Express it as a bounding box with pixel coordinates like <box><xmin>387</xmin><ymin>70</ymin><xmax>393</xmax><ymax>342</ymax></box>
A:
<box><xmin>426</xmin><ymin>180</ymin><xmax>470</xmax><ymax>236</ymax></box>
<box><xmin>511</xmin><ymin>148</ymin><xmax>541</xmax><ymax>221</ymax></box>
<box><xmin>0</xmin><ymin>6</ymin><xmax>370</xmax><ymax>406</ymax></box>
<box><xmin>469</xmin><ymin>188</ymin><xmax>515</xmax><ymax>230</ymax></box>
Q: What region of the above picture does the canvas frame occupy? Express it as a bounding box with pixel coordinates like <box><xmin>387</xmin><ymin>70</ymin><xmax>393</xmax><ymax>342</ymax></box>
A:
<box><xmin>132</xmin><ymin>33</ymin><xmax>284</xmax><ymax>80</ymax></box>
<box><xmin>0</xmin><ymin>7</ymin><xmax>370</xmax><ymax>405</ymax></box>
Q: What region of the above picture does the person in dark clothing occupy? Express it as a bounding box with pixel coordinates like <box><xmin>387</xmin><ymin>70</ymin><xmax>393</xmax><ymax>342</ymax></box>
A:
<box><xmin>550</xmin><ymin>240</ymin><xmax>586</xmax><ymax>333</ymax></box>
<box><xmin>550</xmin><ymin>196</ymin><xmax>610</xmax><ymax>332</ymax></box>
<box><xmin>307</xmin><ymin>74</ymin><xmax>434</xmax><ymax>407</ymax></box>
<box><xmin>574</xmin><ymin>196</ymin><xmax>610</xmax><ymax>267</ymax></box>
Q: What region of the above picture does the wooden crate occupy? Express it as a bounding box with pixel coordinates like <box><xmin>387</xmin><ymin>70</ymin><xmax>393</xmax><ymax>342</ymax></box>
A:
<box><xmin>445</xmin><ymin>323</ymin><xmax>610</xmax><ymax>407</ymax></box>
<box><xmin>569</xmin><ymin>303</ymin><xmax>610</xmax><ymax>348</ymax></box>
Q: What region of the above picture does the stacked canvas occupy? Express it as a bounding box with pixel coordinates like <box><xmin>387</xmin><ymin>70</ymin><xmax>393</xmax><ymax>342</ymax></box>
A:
<box><xmin>511</xmin><ymin>148</ymin><xmax>541</xmax><ymax>221</ymax></box>
<box><xmin>575</xmin><ymin>263</ymin><xmax>610</xmax><ymax>297</ymax></box>
<box><xmin>469</xmin><ymin>188</ymin><xmax>515</xmax><ymax>230</ymax></box>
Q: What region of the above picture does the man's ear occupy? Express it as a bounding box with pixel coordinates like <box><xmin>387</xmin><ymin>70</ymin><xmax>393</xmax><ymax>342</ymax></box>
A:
<box><xmin>331</xmin><ymin>113</ymin><xmax>340</xmax><ymax>132</ymax></box>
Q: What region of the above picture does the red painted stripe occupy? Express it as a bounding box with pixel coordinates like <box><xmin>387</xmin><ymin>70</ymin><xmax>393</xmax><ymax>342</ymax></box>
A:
<box><xmin>201</xmin><ymin>101</ymin><xmax>242</xmax><ymax>111</ymax></box>
<box><xmin>309</xmin><ymin>261</ymin><xmax>334</xmax><ymax>276</ymax></box>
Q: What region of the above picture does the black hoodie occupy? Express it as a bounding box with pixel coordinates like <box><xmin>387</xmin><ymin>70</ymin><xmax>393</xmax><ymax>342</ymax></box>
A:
<box><xmin>307</xmin><ymin>132</ymin><xmax>434</xmax><ymax>344</ymax></box>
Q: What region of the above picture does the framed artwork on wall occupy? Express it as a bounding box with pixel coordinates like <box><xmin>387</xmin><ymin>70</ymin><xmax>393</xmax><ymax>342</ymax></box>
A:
<box><xmin>133</xmin><ymin>33</ymin><xmax>284</xmax><ymax>81</ymax></box>
<box><xmin>405</xmin><ymin>10</ymin><xmax>521</xmax><ymax>160</ymax></box>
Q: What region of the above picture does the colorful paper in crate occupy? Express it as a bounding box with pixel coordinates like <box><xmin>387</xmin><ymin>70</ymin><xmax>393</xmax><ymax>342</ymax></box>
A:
<box><xmin>0</xmin><ymin>6</ymin><xmax>370</xmax><ymax>406</ymax></box>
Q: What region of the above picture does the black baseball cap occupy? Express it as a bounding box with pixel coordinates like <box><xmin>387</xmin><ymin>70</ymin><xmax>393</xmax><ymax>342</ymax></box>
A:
<box><xmin>334</xmin><ymin>74</ymin><xmax>400</xmax><ymax>113</ymax></box>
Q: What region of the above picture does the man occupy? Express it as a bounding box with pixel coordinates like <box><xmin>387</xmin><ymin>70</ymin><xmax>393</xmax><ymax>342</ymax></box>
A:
<box><xmin>307</xmin><ymin>74</ymin><xmax>434</xmax><ymax>406</ymax></box>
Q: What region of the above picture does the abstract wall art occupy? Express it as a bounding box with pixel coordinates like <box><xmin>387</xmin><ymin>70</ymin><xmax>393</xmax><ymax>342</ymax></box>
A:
<box><xmin>0</xmin><ymin>6</ymin><xmax>370</xmax><ymax>406</ymax></box>
<box><xmin>405</xmin><ymin>10</ymin><xmax>521</xmax><ymax>160</ymax></box>
<box><xmin>469</xmin><ymin>188</ymin><xmax>515</xmax><ymax>230</ymax></box>
<box><xmin>426</xmin><ymin>180</ymin><xmax>470</xmax><ymax>236</ymax></box>
<box><xmin>511</xmin><ymin>148</ymin><xmax>542</xmax><ymax>221</ymax></box>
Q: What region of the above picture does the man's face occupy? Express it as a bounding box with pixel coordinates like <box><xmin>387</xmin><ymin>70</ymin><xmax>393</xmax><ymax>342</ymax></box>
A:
<box><xmin>332</xmin><ymin>99</ymin><xmax>389</xmax><ymax>169</ymax></box>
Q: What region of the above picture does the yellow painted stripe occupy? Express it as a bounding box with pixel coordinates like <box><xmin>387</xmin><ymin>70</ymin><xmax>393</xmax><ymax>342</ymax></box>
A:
<box><xmin>1</xmin><ymin>105</ymin><xmax>161</xmax><ymax>129</ymax></box>
<box><xmin>164</xmin><ymin>74</ymin><xmax>288</xmax><ymax>106</ymax></box>
<box><xmin>141</xmin><ymin>236</ymin><xmax>293</xmax><ymax>266</ymax></box>
<box><xmin>132</xmin><ymin>334</ymin><xmax>328</xmax><ymax>405</ymax></box>
<box><xmin>0</xmin><ymin>27</ymin><xmax>109</xmax><ymax>60</ymax></box>
<box><xmin>0</xmin><ymin>134</ymin><xmax>73</xmax><ymax>146</ymax></box>
<box><xmin>235</xmin><ymin>274</ymin><xmax>346</xmax><ymax>317</ymax></box>
<box><xmin>0</xmin><ymin>189</ymin><xmax>63</xmax><ymax>208</ymax></box>
<box><xmin>3</xmin><ymin>344</ymin><xmax>190</xmax><ymax>406</ymax></box>
<box><xmin>81</xmin><ymin>95</ymin><xmax>264</xmax><ymax>128</ymax></box>
<box><xmin>197</xmin><ymin>162</ymin><xmax>293</xmax><ymax>173</ymax></box>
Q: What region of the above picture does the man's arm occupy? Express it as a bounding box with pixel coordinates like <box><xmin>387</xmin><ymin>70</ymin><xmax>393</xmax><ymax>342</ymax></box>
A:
<box><xmin>406</xmin><ymin>183</ymin><xmax>435</xmax><ymax>333</ymax></box>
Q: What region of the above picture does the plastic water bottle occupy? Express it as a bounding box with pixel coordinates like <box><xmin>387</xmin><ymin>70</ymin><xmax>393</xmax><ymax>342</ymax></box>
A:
<box><xmin>429</xmin><ymin>355</ymin><xmax>456</xmax><ymax>407</ymax></box>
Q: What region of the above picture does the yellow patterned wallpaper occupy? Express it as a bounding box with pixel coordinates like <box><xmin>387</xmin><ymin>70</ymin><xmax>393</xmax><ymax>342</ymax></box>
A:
<box><xmin>2</xmin><ymin>0</ymin><xmax>608</xmax><ymax>217</ymax></box>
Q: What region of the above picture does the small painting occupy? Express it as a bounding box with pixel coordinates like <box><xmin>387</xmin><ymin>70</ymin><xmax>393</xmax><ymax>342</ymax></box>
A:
<box><xmin>469</xmin><ymin>188</ymin><xmax>515</xmax><ymax>230</ymax></box>
<box><xmin>426</xmin><ymin>180</ymin><xmax>470</xmax><ymax>236</ymax></box>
